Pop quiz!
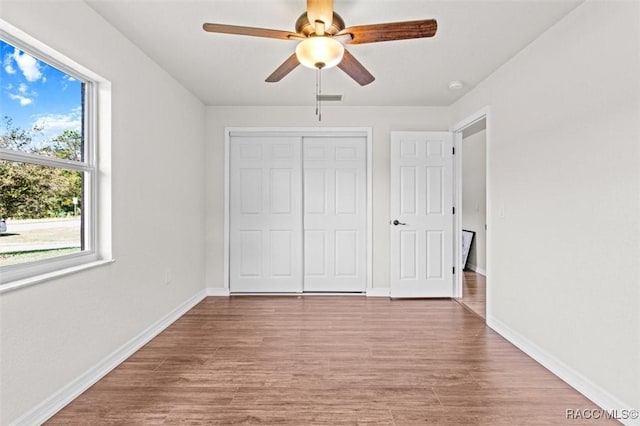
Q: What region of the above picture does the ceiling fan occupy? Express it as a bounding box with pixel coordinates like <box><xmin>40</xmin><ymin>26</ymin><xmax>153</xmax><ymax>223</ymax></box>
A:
<box><xmin>202</xmin><ymin>0</ymin><xmax>438</xmax><ymax>86</ymax></box>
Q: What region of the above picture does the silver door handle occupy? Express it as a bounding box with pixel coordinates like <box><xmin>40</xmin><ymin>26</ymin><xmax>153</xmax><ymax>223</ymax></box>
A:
<box><xmin>392</xmin><ymin>220</ymin><xmax>407</xmax><ymax>226</ymax></box>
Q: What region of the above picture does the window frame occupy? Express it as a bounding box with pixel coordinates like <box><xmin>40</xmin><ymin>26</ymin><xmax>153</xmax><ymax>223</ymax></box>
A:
<box><xmin>0</xmin><ymin>26</ymin><xmax>105</xmax><ymax>287</ymax></box>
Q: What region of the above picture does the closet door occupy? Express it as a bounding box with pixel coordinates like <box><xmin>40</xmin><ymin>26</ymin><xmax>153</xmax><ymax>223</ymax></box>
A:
<box><xmin>229</xmin><ymin>136</ymin><xmax>303</xmax><ymax>293</ymax></box>
<box><xmin>303</xmin><ymin>137</ymin><xmax>367</xmax><ymax>292</ymax></box>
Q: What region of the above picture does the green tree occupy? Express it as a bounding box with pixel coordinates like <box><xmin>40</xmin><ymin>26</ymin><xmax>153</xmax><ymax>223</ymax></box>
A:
<box><xmin>0</xmin><ymin>116</ymin><xmax>38</xmax><ymax>151</ymax></box>
<box><xmin>0</xmin><ymin>116</ymin><xmax>82</xmax><ymax>219</ymax></box>
<box><xmin>48</xmin><ymin>129</ymin><xmax>82</xmax><ymax>161</ymax></box>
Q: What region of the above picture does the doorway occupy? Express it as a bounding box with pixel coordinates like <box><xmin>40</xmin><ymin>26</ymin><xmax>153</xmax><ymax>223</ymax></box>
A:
<box><xmin>454</xmin><ymin>114</ymin><xmax>488</xmax><ymax>319</ymax></box>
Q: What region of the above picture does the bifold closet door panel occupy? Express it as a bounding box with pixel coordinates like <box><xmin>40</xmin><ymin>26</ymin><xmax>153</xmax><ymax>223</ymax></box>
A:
<box><xmin>229</xmin><ymin>136</ymin><xmax>303</xmax><ymax>293</ymax></box>
<box><xmin>303</xmin><ymin>137</ymin><xmax>367</xmax><ymax>292</ymax></box>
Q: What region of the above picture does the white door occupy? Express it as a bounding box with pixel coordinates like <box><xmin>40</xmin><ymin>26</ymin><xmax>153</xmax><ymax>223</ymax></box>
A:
<box><xmin>390</xmin><ymin>131</ymin><xmax>454</xmax><ymax>297</ymax></box>
<box><xmin>303</xmin><ymin>137</ymin><xmax>367</xmax><ymax>292</ymax></box>
<box><xmin>229</xmin><ymin>136</ymin><xmax>303</xmax><ymax>292</ymax></box>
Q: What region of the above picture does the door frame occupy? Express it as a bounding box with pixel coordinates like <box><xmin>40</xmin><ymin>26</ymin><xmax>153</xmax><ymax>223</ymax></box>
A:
<box><xmin>223</xmin><ymin>127</ymin><xmax>373</xmax><ymax>294</ymax></box>
<box><xmin>451</xmin><ymin>107</ymin><xmax>491</xmax><ymax>317</ymax></box>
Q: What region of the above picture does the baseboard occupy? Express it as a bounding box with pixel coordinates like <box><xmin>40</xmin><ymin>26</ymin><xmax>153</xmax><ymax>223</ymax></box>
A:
<box><xmin>206</xmin><ymin>287</ymin><xmax>230</xmax><ymax>296</ymax></box>
<box><xmin>207</xmin><ymin>285</ymin><xmax>389</xmax><ymax>298</ymax></box>
<box><xmin>487</xmin><ymin>316</ymin><xmax>639</xmax><ymax>426</ymax></box>
<box><xmin>466</xmin><ymin>263</ymin><xmax>486</xmax><ymax>276</ymax></box>
<box><xmin>367</xmin><ymin>287</ymin><xmax>390</xmax><ymax>297</ymax></box>
<box><xmin>212</xmin><ymin>287</ymin><xmax>382</xmax><ymax>297</ymax></box>
<box><xmin>11</xmin><ymin>289</ymin><xmax>207</xmax><ymax>426</ymax></box>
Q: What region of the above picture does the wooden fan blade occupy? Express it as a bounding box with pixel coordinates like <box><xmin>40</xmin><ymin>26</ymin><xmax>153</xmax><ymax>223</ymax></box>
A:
<box><xmin>265</xmin><ymin>53</ymin><xmax>300</xmax><ymax>82</ymax></box>
<box><xmin>202</xmin><ymin>23</ymin><xmax>301</xmax><ymax>40</ymax></box>
<box><xmin>337</xmin><ymin>49</ymin><xmax>375</xmax><ymax>86</ymax></box>
<box><xmin>307</xmin><ymin>0</ymin><xmax>333</xmax><ymax>31</ymax></box>
<box><xmin>338</xmin><ymin>19</ymin><xmax>437</xmax><ymax>44</ymax></box>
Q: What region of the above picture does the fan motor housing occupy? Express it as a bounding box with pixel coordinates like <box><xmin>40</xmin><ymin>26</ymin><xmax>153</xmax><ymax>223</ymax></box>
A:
<box><xmin>296</xmin><ymin>12</ymin><xmax>345</xmax><ymax>36</ymax></box>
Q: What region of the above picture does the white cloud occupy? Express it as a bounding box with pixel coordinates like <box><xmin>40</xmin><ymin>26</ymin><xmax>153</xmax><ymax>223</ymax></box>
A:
<box><xmin>7</xmin><ymin>83</ymin><xmax>37</xmax><ymax>106</ymax></box>
<box><xmin>9</xmin><ymin>93</ymin><xmax>33</xmax><ymax>106</ymax></box>
<box><xmin>11</xmin><ymin>48</ymin><xmax>42</xmax><ymax>82</ymax></box>
<box><xmin>3</xmin><ymin>54</ymin><xmax>16</xmax><ymax>74</ymax></box>
<box><xmin>32</xmin><ymin>110</ymin><xmax>82</xmax><ymax>138</ymax></box>
<box><xmin>61</xmin><ymin>74</ymin><xmax>75</xmax><ymax>90</ymax></box>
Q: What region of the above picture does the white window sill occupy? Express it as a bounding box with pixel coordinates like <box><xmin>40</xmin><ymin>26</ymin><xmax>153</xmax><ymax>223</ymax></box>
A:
<box><xmin>0</xmin><ymin>259</ymin><xmax>115</xmax><ymax>295</ymax></box>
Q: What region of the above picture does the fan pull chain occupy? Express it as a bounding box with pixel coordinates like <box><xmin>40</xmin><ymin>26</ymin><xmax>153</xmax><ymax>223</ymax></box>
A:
<box><xmin>315</xmin><ymin>67</ymin><xmax>322</xmax><ymax>122</ymax></box>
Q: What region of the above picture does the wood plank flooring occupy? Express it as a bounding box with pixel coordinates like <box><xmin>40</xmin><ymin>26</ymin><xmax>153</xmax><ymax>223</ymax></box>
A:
<box><xmin>47</xmin><ymin>297</ymin><xmax>614</xmax><ymax>425</ymax></box>
<box><xmin>459</xmin><ymin>270</ymin><xmax>486</xmax><ymax>319</ymax></box>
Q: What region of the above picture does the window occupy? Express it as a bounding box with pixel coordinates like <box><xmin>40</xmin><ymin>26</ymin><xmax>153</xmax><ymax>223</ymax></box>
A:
<box><xmin>0</xmin><ymin>31</ymin><xmax>103</xmax><ymax>286</ymax></box>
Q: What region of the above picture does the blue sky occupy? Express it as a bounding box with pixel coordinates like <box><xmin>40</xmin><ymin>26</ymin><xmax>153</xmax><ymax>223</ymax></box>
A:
<box><xmin>0</xmin><ymin>39</ymin><xmax>82</xmax><ymax>144</ymax></box>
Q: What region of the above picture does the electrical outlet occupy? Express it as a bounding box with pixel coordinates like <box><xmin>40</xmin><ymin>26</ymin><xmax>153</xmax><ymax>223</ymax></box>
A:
<box><xmin>164</xmin><ymin>269</ymin><xmax>172</xmax><ymax>285</ymax></box>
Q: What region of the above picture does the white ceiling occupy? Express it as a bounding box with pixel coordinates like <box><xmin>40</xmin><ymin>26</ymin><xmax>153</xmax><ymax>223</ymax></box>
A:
<box><xmin>85</xmin><ymin>0</ymin><xmax>583</xmax><ymax>107</ymax></box>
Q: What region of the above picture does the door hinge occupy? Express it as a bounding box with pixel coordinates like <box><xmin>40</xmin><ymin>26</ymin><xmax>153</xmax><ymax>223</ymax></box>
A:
<box><xmin>453</xmin><ymin>266</ymin><xmax>456</xmax><ymax>275</ymax></box>
<box><xmin>452</xmin><ymin>147</ymin><xmax>455</xmax><ymax>155</ymax></box>
<box><xmin>452</xmin><ymin>206</ymin><xmax>455</xmax><ymax>215</ymax></box>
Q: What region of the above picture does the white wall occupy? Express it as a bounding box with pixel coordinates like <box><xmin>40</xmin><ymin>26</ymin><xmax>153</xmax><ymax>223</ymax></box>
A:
<box><xmin>462</xmin><ymin>127</ymin><xmax>487</xmax><ymax>272</ymax></box>
<box><xmin>204</xmin><ymin>106</ymin><xmax>450</xmax><ymax>291</ymax></box>
<box><xmin>451</xmin><ymin>0</ymin><xmax>639</xmax><ymax>412</ymax></box>
<box><xmin>0</xmin><ymin>2</ymin><xmax>206</xmax><ymax>424</ymax></box>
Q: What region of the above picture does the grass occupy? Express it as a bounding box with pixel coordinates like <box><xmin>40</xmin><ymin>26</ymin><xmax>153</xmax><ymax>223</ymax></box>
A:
<box><xmin>0</xmin><ymin>217</ymin><xmax>82</xmax><ymax>267</ymax></box>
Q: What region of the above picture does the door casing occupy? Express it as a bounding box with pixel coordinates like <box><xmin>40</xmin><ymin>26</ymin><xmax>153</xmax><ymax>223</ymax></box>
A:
<box><xmin>451</xmin><ymin>107</ymin><xmax>491</xmax><ymax>318</ymax></box>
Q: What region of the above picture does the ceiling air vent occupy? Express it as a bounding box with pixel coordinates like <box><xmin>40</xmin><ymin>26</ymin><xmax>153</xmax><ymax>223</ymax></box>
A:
<box><xmin>316</xmin><ymin>94</ymin><xmax>343</xmax><ymax>102</ymax></box>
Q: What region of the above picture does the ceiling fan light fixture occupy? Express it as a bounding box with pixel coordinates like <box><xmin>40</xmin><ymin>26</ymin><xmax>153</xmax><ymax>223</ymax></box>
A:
<box><xmin>296</xmin><ymin>36</ymin><xmax>344</xmax><ymax>69</ymax></box>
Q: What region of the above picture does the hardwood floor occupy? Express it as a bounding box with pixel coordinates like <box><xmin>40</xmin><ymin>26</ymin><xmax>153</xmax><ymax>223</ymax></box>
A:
<box><xmin>47</xmin><ymin>296</ymin><xmax>613</xmax><ymax>425</ymax></box>
<box><xmin>459</xmin><ymin>270</ymin><xmax>486</xmax><ymax>319</ymax></box>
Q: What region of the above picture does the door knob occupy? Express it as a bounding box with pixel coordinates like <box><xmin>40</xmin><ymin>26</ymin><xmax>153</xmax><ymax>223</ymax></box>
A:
<box><xmin>392</xmin><ymin>219</ymin><xmax>407</xmax><ymax>226</ymax></box>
